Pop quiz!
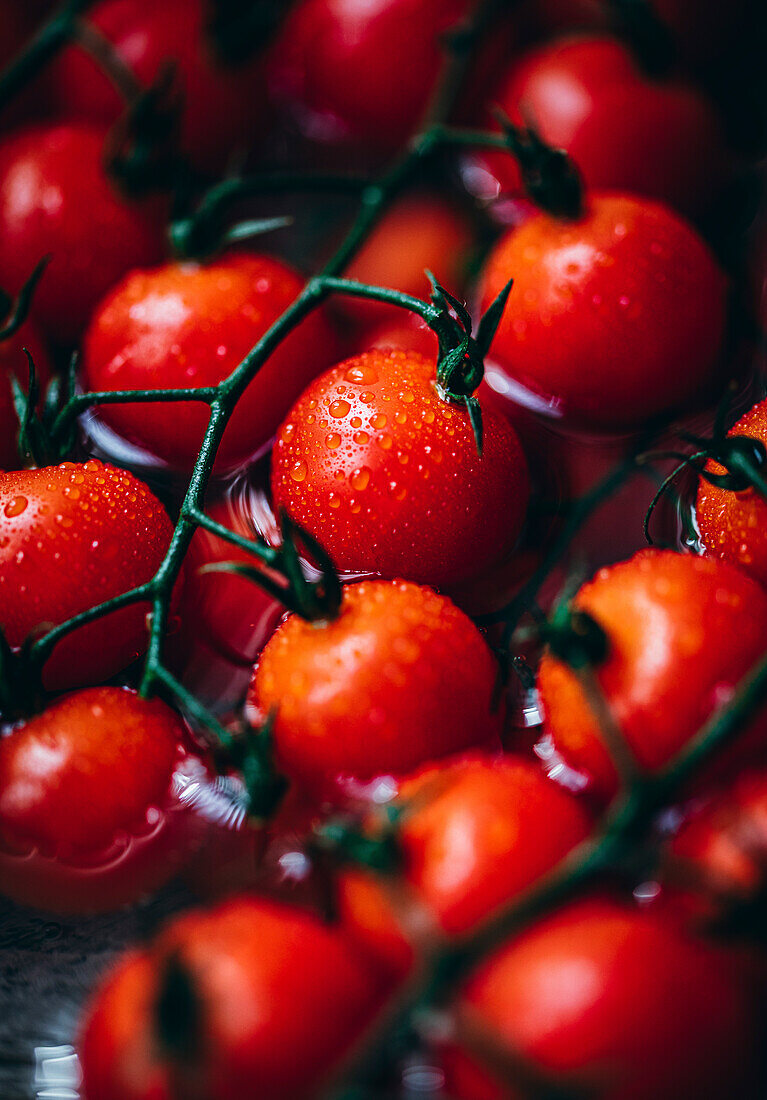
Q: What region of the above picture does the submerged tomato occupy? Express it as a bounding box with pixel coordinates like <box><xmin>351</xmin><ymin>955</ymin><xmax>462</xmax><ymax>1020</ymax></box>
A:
<box><xmin>272</xmin><ymin>348</ymin><xmax>529</xmax><ymax>589</ymax></box>
<box><xmin>0</xmin><ymin>460</ymin><xmax>174</xmax><ymax>690</ymax></box>
<box><xmin>248</xmin><ymin>579</ymin><xmax>503</xmax><ymax>797</ymax></box>
<box><xmin>0</xmin><ymin>687</ymin><xmax>202</xmax><ymax>912</ymax></box>
<box><xmin>83</xmin><ymin>253</ymin><xmax>339</xmax><ymax>471</ymax></box>
<box><xmin>481</xmin><ymin>193</ymin><xmax>727</xmax><ymax>430</ymax></box>
<box><xmin>79</xmin><ymin>895</ymin><xmax>393</xmax><ymax>1100</ymax></box>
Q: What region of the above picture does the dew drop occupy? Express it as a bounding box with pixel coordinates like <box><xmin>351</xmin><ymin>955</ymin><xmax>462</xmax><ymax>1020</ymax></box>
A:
<box><xmin>371</xmin><ymin>413</ymin><xmax>387</xmax><ymax>430</ymax></box>
<box><xmin>290</xmin><ymin>460</ymin><xmax>308</xmax><ymax>483</ymax></box>
<box><xmin>325</xmin><ymin>433</ymin><xmax>342</xmax><ymax>450</ymax></box>
<box><xmin>353</xmin><ymin>430</ymin><xmax>369</xmax><ymax>445</ymax></box>
<box><xmin>344</xmin><ymin>363</ymin><xmax>379</xmax><ymax>385</ymax></box>
<box><xmin>4</xmin><ymin>495</ymin><xmax>28</xmax><ymax>518</ymax></box>
<box><xmin>350</xmin><ymin>467</ymin><xmax>371</xmax><ymax>491</ymax></box>
<box><xmin>329</xmin><ymin>399</ymin><xmax>351</xmax><ymax>418</ymax></box>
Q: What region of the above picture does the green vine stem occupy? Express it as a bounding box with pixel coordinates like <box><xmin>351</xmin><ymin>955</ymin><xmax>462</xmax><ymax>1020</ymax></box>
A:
<box><xmin>0</xmin><ymin>0</ymin><xmax>94</xmax><ymax>116</ymax></box>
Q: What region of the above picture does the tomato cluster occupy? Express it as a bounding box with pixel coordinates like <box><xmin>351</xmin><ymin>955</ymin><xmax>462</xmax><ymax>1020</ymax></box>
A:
<box><xmin>0</xmin><ymin>1</ymin><xmax>765</xmax><ymax>1098</ymax></box>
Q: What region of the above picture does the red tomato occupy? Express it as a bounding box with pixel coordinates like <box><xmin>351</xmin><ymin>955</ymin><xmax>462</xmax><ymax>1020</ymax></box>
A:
<box><xmin>51</xmin><ymin>0</ymin><xmax>269</xmax><ymax>173</ymax></box>
<box><xmin>340</xmin><ymin>751</ymin><xmax>592</xmax><ymax>977</ymax></box>
<box><xmin>477</xmin><ymin>36</ymin><xmax>729</xmax><ymax>217</ymax></box>
<box><xmin>82</xmin><ymin>253</ymin><xmax>339</xmax><ymax>472</ymax></box>
<box><xmin>695</xmin><ymin>397</ymin><xmax>767</xmax><ymax>586</ymax></box>
<box><xmin>0</xmin><ymin>123</ymin><xmax>164</xmax><ymax>346</ymax></box>
<box><xmin>362</xmin><ymin>312</ymin><xmax>439</xmax><ymax>359</ymax></box>
<box><xmin>79</xmin><ymin>895</ymin><xmax>393</xmax><ymax>1100</ymax></box>
<box><xmin>480</xmin><ymin>193</ymin><xmax>727</xmax><ymax>430</ymax></box>
<box><xmin>0</xmin><ymin>687</ymin><xmax>203</xmax><ymax>912</ymax></box>
<box><xmin>538</xmin><ymin>549</ymin><xmax>767</xmax><ymax>803</ymax></box>
<box><xmin>267</xmin><ymin>0</ymin><xmax>469</xmax><ymax>156</ymax></box>
<box><xmin>443</xmin><ymin>899</ymin><xmax>764</xmax><ymax>1099</ymax></box>
<box><xmin>0</xmin><ymin>459</ymin><xmax>174</xmax><ymax>690</ymax></box>
<box><xmin>248</xmin><ymin>579</ymin><xmax>504</xmax><ymax>797</ymax></box>
<box><xmin>0</xmin><ymin>317</ymin><xmax>51</xmax><ymax>470</ymax></box>
<box><xmin>271</xmin><ymin>348</ymin><xmax>529</xmax><ymax>589</ymax></box>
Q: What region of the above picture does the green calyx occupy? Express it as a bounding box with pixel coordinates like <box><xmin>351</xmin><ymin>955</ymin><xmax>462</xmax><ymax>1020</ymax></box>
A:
<box><xmin>221</xmin><ymin>711</ymin><xmax>288</xmax><ymax>823</ymax></box>
<box><xmin>312</xmin><ymin>816</ymin><xmax>402</xmax><ymax>876</ymax></box>
<box><xmin>493</xmin><ymin>110</ymin><xmax>584</xmax><ymax>221</ymax></box>
<box><xmin>539</xmin><ymin>603</ymin><xmax>610</xmax><ymax>671</ymax></box>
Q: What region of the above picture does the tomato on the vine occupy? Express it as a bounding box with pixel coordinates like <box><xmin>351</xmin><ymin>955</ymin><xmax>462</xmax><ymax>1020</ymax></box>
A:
<box><xmin>480</xmin><ymin>193</ymin><xmax>727</xmax><ymax>430</ymax></box>
<box><xmin>271</xmin><ymin>348</ymin><xmax>529</xmax><ymax>589</ymax></box>
<box><xmin>79</xmin><ymin>895</ymin><xmax>394</xmax><ymax>1100</ymax></box>
<box><xmin>0</xmin><ymin>316</ymin><xmax>51</xmax><ymax>470</ymax></box>
<box><xmin>82</xmin><ymin>253</ymin><xmax>339</xmax><ymax>472</ymax></box>
<box><xmin>0</xmin><ymin>687</ymin><xmax>204</xmax><ymax>913</ymax></box>
<box><xmin>442</xmin><ymin>899</ymin><xmax>764</xmax><ymax>1100</ymax></box>
<box><xmin>538</xmin><ymin>549</ymin><xmax>767</xmax><ymax>802</ymax></box>
<box><xmin>248</xmin><ymin>579</ymin><xmax>504</xmax><ymax>797</ymax></box>
<box><xmin>0</xmin><ymin>123</ymin><xmax>165</xmax><ymax>346</ymax></box>
<box><xmin>0</xmin><ymin>459</ymin><xmax>174</xmax><ymax>690</ymax></box>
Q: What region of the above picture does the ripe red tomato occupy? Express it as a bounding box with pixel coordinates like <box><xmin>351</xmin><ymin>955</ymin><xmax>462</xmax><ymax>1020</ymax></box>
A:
<box><xmin>362</xmin><ymin>312</ymin><xmax>439</xmax><ymax>359</ymax></box>
<box><xmin>248</xmin><ymin>579</ymin><xmax>504</xmax><ymax>797</ymax></box>
<box><xmin>51</xmin><ymin>0</ymin><xmax>269</xmax><ymax>173</ymax></box>
<box><xmin>480</xmin><ymin>193</ymin><xmax>727</xmax><ymax>430</ymax></box>
<box><xmin>0</xmin><ymin>459</ymin><xmax>174</xmax><ymax>690</ymax></box>
<box><xmin>267</xmin><ymin>0</ymin><xmax>469</xmax><ymax>157</ymax></box>
<box><xmin>83</xmin><ymin>253</ymin><xmax>339</xmax><ymax>472</ymax></box>
<box><xmin>695</xmin><ymin>397</ymin><xmax>767</xmax><ymax>587</ymax></box>
<box><xmin>340</xmin><ymin>751</ymin><xmax>592</xmax><ymax>976</ymax></box>
<box><xmin>0</xmin><ymin>687</ymin><xmax>203</xmax><ymax>912</ymax></box>
<box><xmin>79</xmin><ymin>895</ymin><xmax>394</xmax><ymax>1100</ymax></box>
<box><xmin>0</xmin><ymin>123</ymin><xmax>165</xmax><ymax>346</ymax></box>
<box><xmin>0</xmin><ymin>317</ymin><xmax>51</xmax><ymax>470</ymax></box>
<box><xmin>271</xmin><ymin>348</ymin><xmax>529</xmax><ymax>589</ymax></box>
<box><xmin>538</xmin><ymin>549</ymin><xmax>767</xmax><ymax>802</ymax></box>
<box><xmin>477</xmin><ymin>36</ymin><xmax>728</xmax><ymax>217</ymax></box>
<box><xmin>443</xmin><ymin>899</ymin><xmax>764</xmax><ymax>1099</ymax></box>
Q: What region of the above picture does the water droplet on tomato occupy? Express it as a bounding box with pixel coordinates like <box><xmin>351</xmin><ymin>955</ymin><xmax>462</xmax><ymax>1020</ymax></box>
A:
<box><xmin>351</xmin><ymin>467</ymin><xmax>371</xmax><ymax>491</ymax></box>
<box><xmin>329</xmin><ymin>399</ymin><xmax>351</xmax><ymax>418</ymax></box>
<box><xmin>344</xmin><ymin>363</ymin><xmax>379</xmax><ymax>385</ymax></box>
<box><xmin>290</xmin><ymin>460</ymin><xmax>308</xmax><ymax>483</ymax></box>
<box><xmin>326</xmin><ymin>433</ymin><xmax>342</xmax><ymax>450</ymax></box>
<box><xmin>4</xmin><ymin>495</ymin><xmax>28</xmax><ymax>518</ymax></box>
<box><xmin>353</xmin><ymin>430</ymin><xmax>369</xmax><ymax>445</ymax></box>
<box><xmin>371</xmin><ymin>413</ymin><xmax>387</xmax><ymax>430</ymax></box>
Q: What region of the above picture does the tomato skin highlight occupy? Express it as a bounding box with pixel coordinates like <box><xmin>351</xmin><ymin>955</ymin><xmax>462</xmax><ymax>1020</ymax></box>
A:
<box><xmin>538</xmin><ymin>549</ymin><xmax>767</xmax><ymax>802</ymax></box>
<box><xmin>272</xmin><ymin>348</ymin><xmax>529</xmax><ymax>588</ymax></box>
<box><xmin>83</xmin><ymin>253</ymin><xmax>339</xmax><ymax>472</ymax></box>
<box><xmin>79</xmin><ymin>895</ymin><xmax>395</xmax><ymax>1100</ymax></box>
<box><xmin>249</xmin><ymin>579</ymin><xmax>504</xmax><ymax>797</ymax></box>
<box><xmin>481</xmin><ymin>193</ymin><xmax>727</xmax><ymax>430</ymax></box>
<box><xmin>0</xmin><ymin>687</ymin><xmax>201</xmax><ymax>913</ymax></box>
<box><xmin>0</xmin><ymin>124</ymin><xmax>164</xmax><ymax>346</ymax></box>
<box><xmin>0</xmin><ymin>460</ymin><xmax>174</xmax><ymax>690</ymax></box>
<box><xmin>443</xmin><ymin>899</ymin><xmax>764</xmax><ymax>1100</ymax></box>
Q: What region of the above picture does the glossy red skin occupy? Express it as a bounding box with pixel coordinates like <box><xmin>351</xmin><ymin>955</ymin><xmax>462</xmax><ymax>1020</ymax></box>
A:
<box><xmin>267</xmin><ymin>0</ymin><xmax>469</xmax><ymax>155</ymax></box>
<box><xmin>182</xmin><ymin>496</ymin><xmax>285</xmax><ymax>667</ymax></box>
<box><xmin>248</xmin><ymin>579</ymin><xmax>503</xmax><ymax>797</ymax></box>
<box><xmin>696</xmin><ymin>397</ymin><xmax>767</xmax><ymax>587</ymax></box>
<box><xmin>0</xmin><ymin>319</ymin><xmax>52</xmax><ymax>470</ymax></box>
<box><xmin>341</xmin><ymin>752</ymin><xmax>592</xmax><ymax>977</ymax></box>
<box><xmin>79</xmin><ymin>896</ymin><xmax>393</xmax><ymax>1100</ymax></box>
<box><xmin>443</xmin><ymin>899</ymin><xmax>763</xmax><ymax>1100</ymax></box>
<box><xmin>0</xmin><ymin>124</ymin><xmax>164</xmax><ymax>346</ymax></box>
<box><xmin>83</xmin><ymin>253</ymin><xmax>339</xmax><ymax>471</ymax></box>
<box><xmin>51</xmin><ymin>0</ymin><xmax>269</xmax><ymax>173</ymax></box>
<box><xmin>538</xmin><ymin>549</ymin><xmax>767</xmax><ymax>803</ymax></box>
<box><xmin>0</xmin><ymin>459</ymin><xmax>174</xmax><ymax>690</ymax></box>
<box><xmin>479</xmin><ymin>36</ymin><xmax>729</xmax><ymax>217</ymax></box>
<box><xmin>0</xmin><ymin>687</ymin><xmax>199</xmax><ymax>913</ymax></box>
<box><xmin>362</xmin><ymin>314</ymin><xmax>439</xmax><ymax>359</ymax></box>
<box><xmin>481</xmin><ymin>193</ymin><xmax>727</xmax><ymax>430</ymax></box>
<box><xmin>272</xmin><ymin>349</ymin><xmax>529</xmax><ymax>588</ymax></box>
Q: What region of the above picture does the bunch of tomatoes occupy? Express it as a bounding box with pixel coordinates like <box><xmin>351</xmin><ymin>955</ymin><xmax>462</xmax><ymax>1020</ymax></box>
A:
<box><xmin>1</xmin><ymin>0</ymin><xmax>767</xmax><ymax>1097</ymax></box>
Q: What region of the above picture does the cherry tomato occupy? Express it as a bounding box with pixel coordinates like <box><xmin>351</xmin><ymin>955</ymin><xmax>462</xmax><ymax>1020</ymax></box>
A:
<box><xmin>340</xmin><ymin>751</ymin><xmax>592</xmax><ymax>976</ymax></box>
<box><xmin>82</xmin><ymin>253</ymin><xmax>339</xmax><ymax>472</ymax></box>
<box><xmin>248</xmin><ymin>579</ymin><xmax>504</xmax><ymax>797</ymax></box>
<box><xmin>0</xmin><ymin>123</ymin><xmax>164</xmax><ymax>346</ymax></box>
<box><xmin>271</xmin><ymin>348</ymin><xmax>529</xmax><ymax>589</ymax></box>
<box><xmin>695</xmin><ymin>397</ymin><xmax>767</xmax><ymax>586</ymax></box>
<box><xmin>0</xmin><ymin>459</ymin><xmax>174</xmax><ymax>691</ymax></box>
<box><xmin>443</xmin><ymin>899</ymin><xmax>764</xmax><ymax>1100</ymax></box>
<box><xmin>51</xmin><ymin>0</ymin><xmax>269</xmax><ymax>174</ymax></box>
<box><xmin>480</xmin><ymin>193</ymin><xmax>727</xmax><ymax>430</ymax></box>
<box><xmin>0</xmin><ymin>317</ymin><xmax>51</xmax><ymax>470</ymax></box>
<box><xmin>79</xmin><ymin>895</ymin><xmax>394</xmax><ymax>1100</ymax></box>
<box><xmin>267</xmin><ymin>0</ymin><xmax>469</xmax><ymax>157</ymax></box>
<box><xmin>362</xmin><ymin>312</ymin><xmax>439</xmax><ymax>359</ymax></box>
<box><xmin>0</xmin><ymin>687</ymin><xmax>203</xmax><ymax>912</ymax></box>
<box><xmin>538</xmin><ymin>549</ymin><xmax>767</xmax><ymax>802</ymax></box>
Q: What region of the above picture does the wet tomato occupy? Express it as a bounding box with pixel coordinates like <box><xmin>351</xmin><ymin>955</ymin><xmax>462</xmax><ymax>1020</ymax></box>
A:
<box><xmin>0</xmin><ymin>687</ymin><xmax>203</xmax><ymax>913</ymax></box>
<box><xmin>538</xmin><ymin>549</ymin><xmax>767</xmax><ymax>802</ymax></box>
<box><xmin>0</xmin><ymin>123</ymin><xmax>164</xmax><ymax>346</ymax></box>
<box><xmin>79</xmin><ymin>895</ymin><xmax>394</xmax><ymax>1099</ymax></box>
<box><xmin>248</xmin><ymin>579</ymin><xmax>503</xmax><ymax>798</ymax></box>
<box><xmin>271</xmin><ymin>348</ymin><xmax>529</xmax><ymax>589</ymax></box>
<box><xmin>0</xmin><ymin>459</ymin><xmax>174</xmax><ymax>691</ymax></box>
<box><xmin>443</xmin><ymin>899</ymin><xmax>763</xmax><ymax>1100</ymax></box>
<box><xmin>480</xmin><ymin>193</ymin><xmax>727</xmax><ymax>430</ymax></box>
<box><xmin>82</xmin><ymin>253</ymin><xmax>339</xmax><ymax>472</ymax></box>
